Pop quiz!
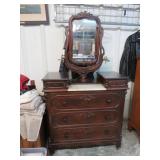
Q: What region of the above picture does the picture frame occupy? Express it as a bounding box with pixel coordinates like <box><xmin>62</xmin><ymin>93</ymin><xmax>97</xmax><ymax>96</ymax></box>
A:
<box><xmin>20</xmin><ymin>4</ymin><xmax>49</xmax><ymax>25</ymax></box>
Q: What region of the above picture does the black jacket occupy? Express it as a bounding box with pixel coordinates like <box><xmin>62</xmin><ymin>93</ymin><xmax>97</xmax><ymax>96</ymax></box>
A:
<box><xmin>119</xmin><ymin>31</ymin><xmax>140</xmax><ymax>81</ymax></box>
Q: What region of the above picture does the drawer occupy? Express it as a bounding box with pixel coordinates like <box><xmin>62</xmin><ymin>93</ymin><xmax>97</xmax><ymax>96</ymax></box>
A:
<box><xmin>52</xmin><ymin>92</ymin><xmax>121</xmax><ymax>110</ymax></box>
<box><xmin>52</xmin><ymin>109</ymin><xmax>119</xmax><ymax>126</ymax></box>
<box><xmin>43</xmin><ymin>81</ymin><xmax>68</xmax><ymax>89</ymax></box>
<box><xmin>97</xmin><ymin>72</ymin><xmax>128</xmax><ymax>89</ymax></box>
<box><xmin>105</xmin><ymin>80</ymin><xmax>128</xmax><ymax>89</ymax></box>
<box><xmin>52</xmin><ymin>125</ymin><xmax>119</xmax><ymax>143</ymax></box>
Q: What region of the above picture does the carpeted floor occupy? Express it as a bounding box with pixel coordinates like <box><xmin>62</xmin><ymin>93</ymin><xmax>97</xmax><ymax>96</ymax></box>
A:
<box><xmin>53</xmin><ymin>121</ymin><xmax>140</xmax><ymax>156</ymax></box>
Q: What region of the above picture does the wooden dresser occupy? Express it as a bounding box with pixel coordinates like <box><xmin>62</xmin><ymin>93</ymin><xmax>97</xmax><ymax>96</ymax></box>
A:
<box><xmin>42</xmin><ymin>72</ymin><xmax>128</xmax><ymax>154</ymax></box>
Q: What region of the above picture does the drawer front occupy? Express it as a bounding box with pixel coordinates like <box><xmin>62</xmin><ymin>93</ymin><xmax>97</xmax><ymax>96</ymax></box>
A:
<box><xmin>105</xmin><ymin>80</ymin><xmax>128</xmax><ymax>89</ymax></box>
<box><xmin>52</xmin><ymin>92</ymin><xmax>121</xmax><ymax>110</ymax></box>
<box><xmin>52</xmin><ymin>125</ymin><xmax>119</xmax><ymax>143</ymax></box>
<box><xmin>53</xmin><ymin>109</ymin><xmax>119</xmax><ymax>126</ymax></box>
<box><xmin>43</xmin><ymin>81</ymin><xmax>68</xmax><ymax>89</ymax></box>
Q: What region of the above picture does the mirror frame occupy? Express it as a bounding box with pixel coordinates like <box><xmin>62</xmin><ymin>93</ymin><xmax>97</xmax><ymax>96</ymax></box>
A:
<box><xmin>64</xmin><ymin>12</ymin><xmax>105</xmax><ymax>82</ymax></box>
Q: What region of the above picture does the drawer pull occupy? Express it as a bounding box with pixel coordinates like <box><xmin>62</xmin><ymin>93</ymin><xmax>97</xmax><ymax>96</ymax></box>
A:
<box><xmin>62</xmin><ymin>101</ymin><xmax>67</xmax><ymax>106</ymax></box>
<box><xmin>104</xmin><ymin>129</ymin><xmax>109</xmax><ymax>135</ymax></box>
<box><xmin>86</xmin><ymin>129</ymin><xmax>92</xmax><ymax>137</ymax></box>
<box><xmin>64</xmin><ymin>132</ymin><xmax>69</xmax><ymax>139</ymax></box>
<box><xmin>83</xmin><ymin>95</ymin><xmax>95</xmax><ymax>102</ymax></box>
<box><xmin>106</xmin><ymin>99</ymin><xmax>112</xmax><ymax>103</ymax></box>
<box><xmin>62</xmin><ymin>117</ymin><xmax>68</xmax><ymax>123</ymax></box>
<box><xmin>86</xmin><ymin>113</ymin><xmax>95</xmax><ymax>119</ymax></box>
<box><xmin>104</xmin><ymin>115</ymin><xmax>111</xmax><ymax>121</ymax></box>
<box><xmin>84</xmin><ymin>97</ymin><xmax>92</xmax><ymax>102</ymax></box>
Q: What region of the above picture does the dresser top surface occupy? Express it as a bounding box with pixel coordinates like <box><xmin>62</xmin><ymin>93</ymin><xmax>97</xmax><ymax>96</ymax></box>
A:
<box><xmin>42</xmin><ymin>71</ymin><xmax>128</xmax><ymax>82</ymax></box>
<box><xmin>97</xmin><ymin>71</ymin><xmax>128</xmax><ymax>80</ymax></box>
<box><xmin>42</xmin><ymin>72</ymin><xmax>69</xmax><ymax>81</ymax></box>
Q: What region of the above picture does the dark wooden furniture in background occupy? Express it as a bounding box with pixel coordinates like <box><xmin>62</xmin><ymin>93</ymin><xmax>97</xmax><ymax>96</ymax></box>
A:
<box><xmin>128</xmin><ymin>58</ymin><xmax>140</xmax><ymax>138</ymax></box>
<box><xmin>42</xmin><ymin>72</ymin><xmax>128</xmax><ymax>154</ymax></box>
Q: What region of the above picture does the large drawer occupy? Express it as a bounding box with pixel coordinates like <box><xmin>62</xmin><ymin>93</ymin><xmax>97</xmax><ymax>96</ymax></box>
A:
<box><xmin>51</xmin><ymin>92</ymin><xmax>121</xmax><ymax>110</ymax></box>
<box><xmin>52</xmin><ymin>109</ymin><xmax>119</xmax><ymax>126</ymax></box>
<box><xmin>52</xmin><ymin>125</ymin><xmax>119</xmax><ymax>143</ymax></box>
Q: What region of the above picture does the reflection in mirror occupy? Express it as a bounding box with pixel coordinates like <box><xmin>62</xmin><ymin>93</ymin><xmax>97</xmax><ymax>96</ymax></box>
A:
<box><xmin>72</xmin><ymin>19</ymin><xmax>97</xmax><ymax>63</ymax></box>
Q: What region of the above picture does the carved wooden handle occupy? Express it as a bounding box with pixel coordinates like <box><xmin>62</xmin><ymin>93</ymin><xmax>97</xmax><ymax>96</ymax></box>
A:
<box><xmin>62</xmin><ymin>101</ymin><xmax>68</xmax><ymax>106</ymax></box>
<box><xmin>64</xmin><ymin>132</ymin><xmax>69</xmax><ymax>139</ymax></box>
<box><xmin>62</xmin><ymin>116</ymin><xmax>68</xmax><ymax>123</ymax></box>
<box><xmin>104</xmin><ymin>115</ymin><xmax>111</xmax><ymax>121</ymax></box>
<box><xmin>104</xmin><ymin>129</ymin><xmax>109</xmax><ymax>135</ymax></box>
<box><xmin>87</xmin><ymin>113</ymin><xmax>95</xmax><ymax>119</ymax></box>
<box><xmin>83</xmin><ymin>95</ymin><xmax>94</xmax><ymax>102</ymax></box>
<box><xmin>85</xmin><ymin>129</ymin><xmax>92</xmax><ymax>137</ymax></box>
<box><xmin>106</xmin><ymin>99</ymin><xmax>112</xmax><ymax>103</ymax></box>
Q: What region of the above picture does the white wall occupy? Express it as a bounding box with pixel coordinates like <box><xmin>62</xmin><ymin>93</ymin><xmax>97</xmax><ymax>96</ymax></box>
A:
<box><xmin>20</xmin><ymin>5</ymin><xmax>65</xmax><ymax>91</ymax></box>
<box><xmin>20</xmin><ymin>4</ymin><xmax>136</xmax><ymax>119</ymax></box>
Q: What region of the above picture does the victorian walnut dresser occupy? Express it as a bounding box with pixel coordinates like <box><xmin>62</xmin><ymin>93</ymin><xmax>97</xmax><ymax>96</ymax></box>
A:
<box><xmin>42</xmin><ymin>72</ymin><xmax>128</xmax><ymax>153</ymax></box>
<box><xmin>42</xmin><ymin>11</ymin><xmax>128</xmax><ymax>154</ymax></box>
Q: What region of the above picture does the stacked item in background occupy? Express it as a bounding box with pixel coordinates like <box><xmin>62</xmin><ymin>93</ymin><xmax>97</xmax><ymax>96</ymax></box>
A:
<box><xmin>20</xmin><ymin>89</ymin><xmax>45</xmax><ymax>141</ymax></box>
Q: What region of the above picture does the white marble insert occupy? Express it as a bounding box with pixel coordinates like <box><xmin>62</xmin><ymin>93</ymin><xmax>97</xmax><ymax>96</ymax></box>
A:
<box><xmin>68</xmin><ymin>84</ymin><xmax>106</xmax><ymax>91</ymax></box>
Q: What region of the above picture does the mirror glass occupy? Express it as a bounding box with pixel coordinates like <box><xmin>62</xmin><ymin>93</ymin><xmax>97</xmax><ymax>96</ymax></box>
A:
<box><xmin>72</xmin><ymin>19</ymin><xmax>97</xmax><ymax>63</ymax></box>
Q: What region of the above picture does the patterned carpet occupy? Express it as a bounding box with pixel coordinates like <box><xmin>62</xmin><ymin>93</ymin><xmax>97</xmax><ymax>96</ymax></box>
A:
<box><xmin>53</xmin><ymin>121</ymin><xmax>140</xmax><ymax>156</ymax></box>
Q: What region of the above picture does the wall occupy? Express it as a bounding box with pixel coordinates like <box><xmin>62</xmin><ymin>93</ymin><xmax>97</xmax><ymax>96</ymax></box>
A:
<box><xmin>20</xmin><ymin>5</ymin><xmax>65</xmax><ymax>91</ymax></box>
<box><xmin>20</xmin><ymin>4</ymin><xmax>136</xmax><ymax>119</ymax></box>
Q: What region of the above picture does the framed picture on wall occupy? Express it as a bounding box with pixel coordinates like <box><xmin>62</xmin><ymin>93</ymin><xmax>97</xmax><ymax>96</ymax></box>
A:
<box><xmin>20</xmin><ymin>4</ymin><xmax>49</xmax><ymax>25</ymax></box>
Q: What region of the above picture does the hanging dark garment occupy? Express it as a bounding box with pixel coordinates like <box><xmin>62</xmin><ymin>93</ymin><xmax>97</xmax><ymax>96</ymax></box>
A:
<box><xmin>119</xmin><ymin>30</ymin><xmax>140</xmax><ymax>81</ymax></box>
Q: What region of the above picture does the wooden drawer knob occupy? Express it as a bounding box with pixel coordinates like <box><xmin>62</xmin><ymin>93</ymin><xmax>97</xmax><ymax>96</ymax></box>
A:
<box><xmin>62</xmin><ymin>101</ymin><xmax>67</xmax><ymax>106</ymax></box>
<box><xmin>86</xmin><ymin>113</ymin><xmax>95</xmax><ymax>119</ymax></box>
<box><xmin>84</xmin><ymin>97</ymin><xmax>91</xmax><ymax>102</ymax></box>
<box><xmin>64</xmin><ymin>132</ymin><xmax>69</xmax><ymax>139</ymax></box>
<box><xmin>104</xmin><ymin>115</ymin><xmax>111</xmax><ymax>121</ymax></box>
<box><xmin>106</xmin><ymin>99</ymin><xmax>112</xmax><ymax>103</ymax></box>
<box><xmin>62</xmin><ymin>116</ymin><xmax>68</xmax><ymax>123</ymax></box>
<box><xmin>104</xmin><ymin>129</ymin><xmax>109</xmax><ymax>135</ymax></box>
<box><xmin>86</xmin><ymin>129</ymin><xmax>92</xmax><ymax>137</ymax></box>
<box><xmin>83</xmin><ymin>95</ymin><xmax>95</xmax><ymax>102</ymax></box>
